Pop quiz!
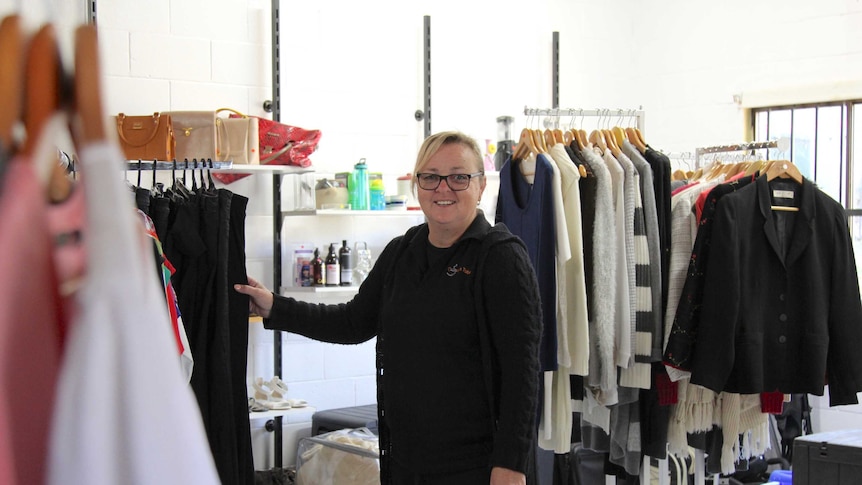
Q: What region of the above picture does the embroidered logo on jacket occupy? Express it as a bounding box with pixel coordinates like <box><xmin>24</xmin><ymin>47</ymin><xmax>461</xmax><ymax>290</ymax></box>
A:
<box><xmin>446</xmin><ymin>264</ymin><xmax>473</xmax><ymax>277</ymax></box>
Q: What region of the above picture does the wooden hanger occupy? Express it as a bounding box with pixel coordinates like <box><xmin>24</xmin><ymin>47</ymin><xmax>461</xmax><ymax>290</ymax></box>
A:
<box><xmin>743</xmin><ymin>159</ymin><xmax>765</xmax><ymax>177</ymax></box>
<box><xmin>553</xmin><ymin>128</ymin><xmax>564</xmax><ymax>144</ymax></box>
<box><xmin>765</xmin><ymin>159</ymin><xmax>803</xmax><ymax>184</ymax></box>
<box><xmin>576</xmin><ymin>129</ymin><xmax>588</xmax><ymax>151</ymax></box>
<box><xmin>22</xmin><ymin>23</ymin><xmax>75</xmax><ymax>203</ymax></box>
<box><xmin>589</xmin><ymin>130</ymin><xmax>606</xmax><ymax>154</ymax></box>
<box><xmin>563</xmin><ymin>130</ymin><xmax>574</xmax><ymax>145</ymax></box>
<box><xmin>611</xmin><ymin>126</ymin><xmax>626</xmax><ymax>150</ymax></box>
<box><xmin>634</xmin><ymin>127</ymin><xmax>647</xmax><ymax>148</ymax></box>
<box><xmin>543</xmin><ymin>129</ymin><xmax>555</xmax><ymax>149</ymax></box>
<box><xmin>602</xmin><ymin>129</ymin><xmax>621</xmax><ymax>157</ymax></box>
<box><xmin>531</xmin><ymin>129</ymin><xmax>547</xmax><ymax>154</ymax></box>
<box><xmin>73</xmin><ymin>25</ymin><xmax>106</xmax><ymax>145</ymax></box>
<box><xmin>512</xmin><ymin>128</ymin><xmax>536</xmax><ymax>161</ymax></box>
<box><xmin>23</xmin><ymin>24</ymin><xmax>63</xmax><ymax>158</ymax></box>
<box><xmin>0</xmin><ymin>15</ymin><xmax>23</xmax><ymax>152</ymax></box>
<box><xmin>765</xmin><ymin>160</ymin><xmax>803</xmax><ymax>212</ymax></box>
<box><xmin>625</xmin><ymin>127</ymin><xmax>646</xmax><ymax>152</ymax></box>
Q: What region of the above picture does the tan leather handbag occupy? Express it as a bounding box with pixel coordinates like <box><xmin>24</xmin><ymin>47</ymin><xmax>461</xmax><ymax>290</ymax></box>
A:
<box><xmin>167</xmin><ymin>110</ymin><xmax>218</xmax><ymax>161</ymax></box>
<box><xmin>115</xmin><ymin>112</ymin><xmax>174</xmax><ymax>161</ymax></box>
<box><xmin>216</xmin><ymin>108</ymin><xmax>259</xmax><ymax>164</ymax></box>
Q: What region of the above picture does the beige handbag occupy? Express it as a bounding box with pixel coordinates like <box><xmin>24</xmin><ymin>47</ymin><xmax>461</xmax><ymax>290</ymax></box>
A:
<box><xmin>168</xmin><ymin>110</ymin><xmax>218</xmax><ymax>161</ymax></box>
<box><xmin>216</xmin><ymin>108</ymin><xmax>259</xmax><ymax>164</ymax></box>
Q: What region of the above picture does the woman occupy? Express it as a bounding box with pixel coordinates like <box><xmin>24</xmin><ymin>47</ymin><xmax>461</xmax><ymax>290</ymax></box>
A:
<box><xmin>235</xmin><ymin>131</ymin><xmax>542</xmax><ymax>485</ymax></box>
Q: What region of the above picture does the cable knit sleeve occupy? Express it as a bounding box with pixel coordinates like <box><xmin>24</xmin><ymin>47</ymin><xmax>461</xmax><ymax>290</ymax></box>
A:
<box><xmin>482</xmin><ymin>238</ymin><xmax>542</xmax><ymax>473</ymax></box>
<box><xmin>262</xmin><ymin>236</ymin><xmax>404</xmax><ymax>344</ymax></box>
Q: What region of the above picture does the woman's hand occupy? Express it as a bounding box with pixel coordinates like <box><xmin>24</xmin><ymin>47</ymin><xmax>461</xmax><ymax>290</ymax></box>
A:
<box><xmin>234</xmin><ymin>276</ymin><xmax>274</xmax><ymax>319</ymax></box>
<box><xmin>490</xmin><ymin>467</ymin><xmax>525</xmax><ymax>485</ymax></box>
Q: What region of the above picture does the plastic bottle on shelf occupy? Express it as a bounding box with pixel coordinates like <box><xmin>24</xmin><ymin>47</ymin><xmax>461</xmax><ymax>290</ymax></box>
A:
<box><xmin>325</xmin><ymin>243</ymin><xmax>339</xmax><ymax>287</ymax></box>
<box><xmin>339</xmin><ymin>240</ymin><xmax>353</xmax><ymax>286</ymax></box>
<box><xmin>349</xmin><ymin>159</ymin><xmax>369</xmax><ymax>210</ymax></box>
<box><xmin>312</xmin><ymin>247</ymin><xmax>325</xmax><ymax>286</ymax></box>
<box><xmin>370</xmin><ymin>178</ymin><xmax>386</xmax><ymax>210</ymax></box>
<box><xmin>353</xmin><ymin>241</ymin><xmax>372</xmax><ymax>285</ymax></box>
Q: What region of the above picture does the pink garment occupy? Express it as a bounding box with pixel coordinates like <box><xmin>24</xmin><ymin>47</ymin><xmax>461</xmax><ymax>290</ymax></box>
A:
<box><xmin>0</xmin><ymin>158</ymin><xmax>65</xmax><ymax>485</ymax></box>
<box><xmin>47</xmin><ymin>180</ymin><xmax>88</xmax><ymax>336</ymax></box>
<box><xmin>671</xmin><ymin>180</ymin><xmax>699</xmax><ymax>197</ymax></box>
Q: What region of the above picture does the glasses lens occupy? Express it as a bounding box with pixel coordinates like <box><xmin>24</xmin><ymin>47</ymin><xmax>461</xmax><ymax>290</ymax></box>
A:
<box><xmin>417</xmin><ymin>173</ymin><xmax>440</xmax><ymax>190</ymax></box>
<box><xmin>448</xmin><ymin>174</ymin><xmax>471</xmax><ymax>190</ymax></box>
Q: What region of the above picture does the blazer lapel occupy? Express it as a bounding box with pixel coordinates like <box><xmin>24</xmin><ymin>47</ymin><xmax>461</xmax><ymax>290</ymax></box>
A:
<box><xmin>785</xmin><ymin>179</ymin><xmax>815</xmax><ymax>267</ymax></box>
<box><xmin>757</xmin><ymin>176</ymin><xmax>786</xmax><ymax>266</ymax></box>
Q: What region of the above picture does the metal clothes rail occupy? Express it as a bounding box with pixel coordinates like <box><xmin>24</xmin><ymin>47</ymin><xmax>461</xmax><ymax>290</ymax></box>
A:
<box><xmin>695</xmin><ymin>140</ymin><xmax>779</xmax><ymax>167</ymax></box>
<box><xmin>523</xmin><ymin>106</ymin><xmax>646</xmax><ymax>132</ymax></box>
<box><xmin>124</xmin><ymin>160</ymin><xmax>233</xmax><ymax>171</ymax></box>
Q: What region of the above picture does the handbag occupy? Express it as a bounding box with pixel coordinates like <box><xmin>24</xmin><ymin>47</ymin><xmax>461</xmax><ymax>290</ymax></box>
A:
<box><xmin>255</xmin><ymin>116</ymin><xmax>321</xmax><ymax>167</ymax></box>
<box><xmin>115</xmin><ymin>112</ymin><xmax>175</xmax><ymax>161</ymax></box>
<box><xmin>216</xmin><ymin>108</ymin><xmax>259</xmax><ymax>164</ymax></box>
<box><xmin>213</xmin><ymin>113</ymin><xmax>321</xmax><ymax>184</ymax></box>
<box><xmin>167</xmin><ymin>110</ymin><xmax>218</xmax><ymax>161</ymax></box>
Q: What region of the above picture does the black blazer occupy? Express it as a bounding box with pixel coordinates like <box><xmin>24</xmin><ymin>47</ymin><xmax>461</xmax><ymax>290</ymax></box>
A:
<box><xmin>690</xmin><ymin>175</ymin><xmax>862</xmax><ymax>406</ymax></box>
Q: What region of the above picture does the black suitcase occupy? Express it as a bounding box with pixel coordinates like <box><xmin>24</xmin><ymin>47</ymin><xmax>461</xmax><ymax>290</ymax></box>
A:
<box><xmin>793</xmin><ymin>429</ymin><xmax>862</xmax><ymax>485</ymax></box>
<box><xmin>311</xmin><ymin>404</ymin><xmax>378</xmax><ymax>436</ymax></box>
<box><xmin>554</xmin><ymin>443</ymin><xmax>606</xmax><ymax>485</ymax></box>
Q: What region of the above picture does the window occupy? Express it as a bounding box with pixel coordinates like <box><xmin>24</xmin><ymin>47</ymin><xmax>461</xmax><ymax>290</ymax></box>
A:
<box><xmin>752</xmin><ymin>101</ymin><xmax>862</xmax><ymax>282</ymax></box>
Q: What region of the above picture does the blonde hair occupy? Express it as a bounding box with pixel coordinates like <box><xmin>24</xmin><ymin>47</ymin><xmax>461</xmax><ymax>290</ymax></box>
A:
<box><xmin>412</xmin><ymin>131</ymin><xmax>484</xmax><ymax>192</ymax></box>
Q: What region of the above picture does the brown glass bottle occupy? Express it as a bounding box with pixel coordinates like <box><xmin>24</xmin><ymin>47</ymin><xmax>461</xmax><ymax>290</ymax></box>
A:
<box><xmin>325</xmin><ymin>243</ymin><xmax>339</xmax><ymax>287</ymax></box>
<box><xmin>312</xmin><ymin>247</ymin><xmax>325</xmax><ymax>286</ymax></box>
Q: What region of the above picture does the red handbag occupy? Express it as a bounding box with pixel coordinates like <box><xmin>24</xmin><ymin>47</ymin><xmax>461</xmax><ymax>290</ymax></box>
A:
<box><xmin>213</xmin><ymin>114</ymin><xmax>321</xmax><ymax>184</ymax></box>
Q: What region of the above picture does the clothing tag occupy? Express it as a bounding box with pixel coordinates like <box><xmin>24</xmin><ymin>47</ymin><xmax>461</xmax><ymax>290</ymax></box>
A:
<box><xmin>773</xmin><ymin>190</ymin><xmax>795</xmax><ymax>200</ymax></box>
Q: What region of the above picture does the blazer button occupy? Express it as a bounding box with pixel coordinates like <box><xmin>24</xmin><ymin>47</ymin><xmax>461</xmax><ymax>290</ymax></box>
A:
<box><xmin>779</xmin><ymin>293</ymin><xmax>786</xmax><ymax>301</ymax></box>
<box><xmin>779</xmin><ymin>313</ymin><xmax>788</xmax><ymax>322</ymax></box>
<box><xmin>778</xmin><ymin>335</ymin><xmax>787</xmax><ymax>344</ymax></box>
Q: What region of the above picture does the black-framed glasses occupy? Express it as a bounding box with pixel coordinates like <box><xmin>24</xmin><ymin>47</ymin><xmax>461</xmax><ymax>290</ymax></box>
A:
<box><xmin>416</xmin><ymin>172</ymin><xmax>484</xmax><ymax>191</ymax></box>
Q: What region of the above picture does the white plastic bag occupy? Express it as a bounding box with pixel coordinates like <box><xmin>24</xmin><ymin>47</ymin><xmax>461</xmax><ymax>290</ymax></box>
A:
<box><xmin>295</xmin><ymin>428</ymin><xmax>380</xmax><ymax>485</ymax></box>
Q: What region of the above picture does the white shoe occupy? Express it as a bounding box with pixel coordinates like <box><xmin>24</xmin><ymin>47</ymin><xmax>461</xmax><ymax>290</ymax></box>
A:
<box><xmin>268</xmin><ymin>376</ymin><xmax>290</xmax><ymax>396</ymax></box>
<box><xmin>252</xmin><ymin>377</ymin><xmax>291</xmax><ymax>410</ymax></box>
<box><xmin>284</xmin><ymin>398</ymin><xmax>308</xmax><ymax>408</ymax></box>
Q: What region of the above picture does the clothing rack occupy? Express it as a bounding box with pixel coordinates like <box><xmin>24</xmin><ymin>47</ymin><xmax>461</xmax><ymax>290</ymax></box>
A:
<box><xmin>694</xmin><ymin>140</ymin><xmax>779</xmax><ymax>167</ymax></box>
<box><xmin>124</xmin><ymin>160</ymin><xmax>234</xmax><ymax>170</ymax></box>
<box><xmin>677</xmin><ymin>141</ymin><xmax>785</xmax><ymax>485</ymax></box>
<box><xmin>523</xmin><ymin>106</ymin><xmax>646</xmax><ymax>132</ymax></box>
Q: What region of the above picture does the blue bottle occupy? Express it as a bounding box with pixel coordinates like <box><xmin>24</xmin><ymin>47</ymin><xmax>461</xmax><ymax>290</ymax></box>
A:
<box><xmin>349</xmin><ymin>160</ymin><xmax>369</xmax><ymax>210</ymax></box>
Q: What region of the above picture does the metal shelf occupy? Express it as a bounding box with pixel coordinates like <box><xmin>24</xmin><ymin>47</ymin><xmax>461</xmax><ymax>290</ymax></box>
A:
<box><xmin>281</xmin><ymin>286</ymin><xmax>359</xmax><ymax>296</ymax></box>
<box><xmin>282</xmin><ymin>209</ymin><xmax>423</xmax><ymax>217</ymax></box>
<box><xmin>210</xmin><ymin>164</ymin><xmax>314</xmax><ymax>175</ymax></box>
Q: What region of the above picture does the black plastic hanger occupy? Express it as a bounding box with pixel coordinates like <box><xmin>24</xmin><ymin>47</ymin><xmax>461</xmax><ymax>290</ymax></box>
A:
<box><xmin>205</xmin><ymin>159</ymin><xmax>216</xmax><ymax>192</ymax></box>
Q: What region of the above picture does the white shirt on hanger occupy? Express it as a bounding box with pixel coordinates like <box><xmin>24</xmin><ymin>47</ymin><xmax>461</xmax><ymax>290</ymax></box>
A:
<box><xmin>48</xmin><ymin>141</ymin><xmax>219</xmax><ymax>485</ymax></box>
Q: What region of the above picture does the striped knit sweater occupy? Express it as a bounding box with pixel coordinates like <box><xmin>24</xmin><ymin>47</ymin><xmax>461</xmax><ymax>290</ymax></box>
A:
<box><xmin>616</xmin><ymin>150</ymin><xmax>653</xmax><ymax>389</ymax></box>
<box><xmin>622</xmin><ymin>141</ymin><xmax>664</xmax><ymax>360</ymax></box>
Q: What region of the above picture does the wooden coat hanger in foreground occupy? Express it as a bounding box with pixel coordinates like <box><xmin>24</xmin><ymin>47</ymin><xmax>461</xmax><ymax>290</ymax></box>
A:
<box><xmin>0</xmin><ymin>15</ymin><xmax>23</xmax><ymax>152</ymax></box>
<box><xmin>765</xmin><ymin>159</ymin><xmax>803</xmax><ymax>212</ymax></box>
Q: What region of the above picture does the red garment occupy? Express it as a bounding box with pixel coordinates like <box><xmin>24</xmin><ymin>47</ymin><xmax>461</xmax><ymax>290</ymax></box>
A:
<box><xmin>693</xmin><ymin>172</ymin><xmax>749</xmax><ymax>224</ymax></box>
<box><xmin>0</xmin><ymin>159</ymin><xmax>65</xmax><ymax>485</ymax></box>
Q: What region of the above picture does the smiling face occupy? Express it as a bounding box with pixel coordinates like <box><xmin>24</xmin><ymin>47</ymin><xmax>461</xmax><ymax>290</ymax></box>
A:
<box><xmin>416</xmin><ymin>140</ymin><xmax>486</xmax><ymax>242</ymax></box>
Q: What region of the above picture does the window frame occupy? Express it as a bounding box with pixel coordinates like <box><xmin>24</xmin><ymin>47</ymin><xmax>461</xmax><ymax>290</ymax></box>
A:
<box><xmin>750</xmin><ymin>100</ymin><xmax>862</xmax><ymax>217</ymax></box>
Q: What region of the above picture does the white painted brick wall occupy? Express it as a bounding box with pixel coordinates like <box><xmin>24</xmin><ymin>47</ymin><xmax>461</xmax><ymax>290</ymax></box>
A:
<box><xmin>4</xmin><ymin>0</ymin><xmax>862</xmax><ymax>468</ymax></box>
